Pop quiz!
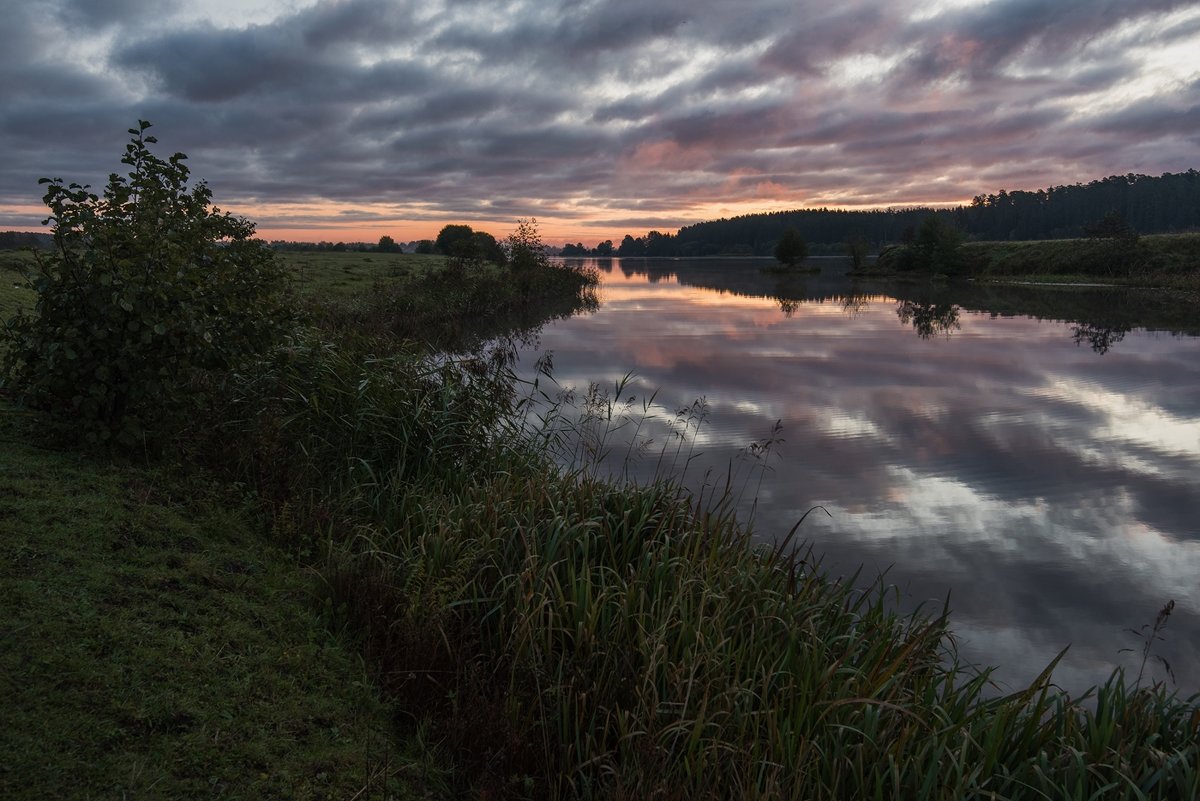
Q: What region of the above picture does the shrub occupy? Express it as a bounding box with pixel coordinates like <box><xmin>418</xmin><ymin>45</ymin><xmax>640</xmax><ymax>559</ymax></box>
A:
<box><xmin>1</xmin><ymin>121</ymin><xmax>294</xmax><ymax>447</ymax></box>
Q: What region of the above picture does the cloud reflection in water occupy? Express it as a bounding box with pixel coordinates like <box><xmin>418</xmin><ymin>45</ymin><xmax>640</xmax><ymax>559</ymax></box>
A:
<box><xmin>525</xmin><ymin>260</ymin><xmax>1200</xmax><ymax>693</ymax></box>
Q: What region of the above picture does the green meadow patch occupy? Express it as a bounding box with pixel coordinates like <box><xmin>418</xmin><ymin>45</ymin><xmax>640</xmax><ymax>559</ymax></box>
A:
<box><xmin>280</xmin><ymin>250</ymin><xmax>445</xmax><ymax>299</ymax></box>
<box><xmin>0</xmin><ymin>410</ymin><xmax>443</xmax><ymax>800</ymax></box>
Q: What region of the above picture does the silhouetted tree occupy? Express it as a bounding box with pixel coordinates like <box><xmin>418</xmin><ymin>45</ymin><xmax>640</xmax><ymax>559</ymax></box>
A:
<box><xmin>846</xmin><ymin>235</ymin><xmax>870</xmax><ymax>271</ymax></box>
<box><xmin>435</xmin><ymin>224</ymin><xmax>475</xmax><ymax>257</ymax></box>
<box><xmin>376</xmin><ymin>235</ymin><xmax>401</xmax><ymax>253</ymax></box>
<box><xmin>618</xmin><ymin>234</ymin><xmax>646</xmax><ymax>257</ymax></box>
<box><xmin>470</xmin><ymin>230</ymin><xmax>505</xmax><ymax>263</ymax></box>
<box><xmin>1085</xmin><ymin>212</ymin><xmax>1139</xmax><ymax>246</ymax></box>
<box><xmin>773</xmin><ymin>226</ymin><xmax>808</xmax><ymax>267</ymax></box>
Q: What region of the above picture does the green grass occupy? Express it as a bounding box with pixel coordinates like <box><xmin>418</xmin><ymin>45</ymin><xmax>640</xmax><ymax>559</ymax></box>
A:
<box><xmin>862</xmin><ymin>233</ymin><xmax>1200</xmax><ymax>290</ymax></box>
<box><xmin>0</xmin><ymin>408</ymin><xmax>445</xmax><ymax>800</ymax></box>
<box><xmin>279</xmin><ymin>251</ymin><xmax>446</xmax><ymax>299</ymax></box>
<box><xmin>962</xmin><ymin>233</ymin><xmax>1200</xmax><ymax>288</ymax></box>
<box><xmin>0</xmin><ymin>250</ymin><xmax>35</xmax><ymax>320</ymax></box>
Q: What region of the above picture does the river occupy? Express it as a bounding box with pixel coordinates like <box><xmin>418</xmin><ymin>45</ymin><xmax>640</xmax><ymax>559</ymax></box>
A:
<box><xmin>516</xmin><ymin>256</ymin><xmax>1200</xmax><ymax>695</ymax></box>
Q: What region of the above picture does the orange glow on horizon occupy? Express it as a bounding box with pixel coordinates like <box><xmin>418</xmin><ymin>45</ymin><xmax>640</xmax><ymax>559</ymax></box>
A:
<box><xmin>2</xmin><ymin>193</ymin><xmax>975</xmax><ymax>247</ymax></box>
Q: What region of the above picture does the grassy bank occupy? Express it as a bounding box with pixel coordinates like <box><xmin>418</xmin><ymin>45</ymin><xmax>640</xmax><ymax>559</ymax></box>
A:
<box><xmin>866</xmin><ymin>232</ymin><xmax>1200</xmax><ymax>289</ymax></box>
<box><xmin>0</xmin><ymin>409</ymin><xmax>440</xmax><ymax>799</ymax></box>
<box><xmin>961</xmin><ymin>233</ymin><xmax>1200</xmax><ymax>287</ymax></box>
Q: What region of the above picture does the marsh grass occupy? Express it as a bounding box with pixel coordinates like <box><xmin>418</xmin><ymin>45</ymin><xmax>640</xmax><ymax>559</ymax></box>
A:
<box><xmin>307</xmin><ymin>256</ymin><xmax>598</xmax><ymax>352</ymax></box>
<box><xmin>862</xmin><ymin>233</ymin><xmax>1200</xmax><ymax>290</ymax></box>
<box><xmin>960</xmin><ymin>233</ymin><xmax>1200</xmax><ymax>288</ymax></box>
<box><xmin>188</xmin><ymin>314</ymin><xmax>1200</xmax><ymax>799</ymax></box>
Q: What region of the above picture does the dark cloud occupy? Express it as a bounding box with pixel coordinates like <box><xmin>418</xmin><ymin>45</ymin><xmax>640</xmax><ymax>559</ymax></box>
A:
<box><xmin>59</xmin><ymin>0</ymin><xmax>181</xmax><ymax>29</ymax></box>
<box><xmin>1</xmin><ymin>0</ymin><xmax>1198</xmax><ymax>239</ymax></box>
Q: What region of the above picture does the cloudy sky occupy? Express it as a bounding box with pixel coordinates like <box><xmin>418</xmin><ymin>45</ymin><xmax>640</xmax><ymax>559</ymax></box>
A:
<box><xmin>2</xmin><ymin>0</ymin><xmax>1198</xmax><ymax>243</ymax></box>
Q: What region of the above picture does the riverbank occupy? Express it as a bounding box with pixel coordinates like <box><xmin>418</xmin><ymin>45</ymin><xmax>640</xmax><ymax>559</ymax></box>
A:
<box><xmin>0</xmin><ymin>405</ymin><xmax>439</xmax><ymax>799</ymax></box>
<box><xmin>863</xmin><ymin>232</ymin><xmax>1200</xmax><ymax>289</ymax></box>
<box><xmin>4</xmin><ymin>248</ymin><xmax>1200</xmax><ymax>799</ymax></box>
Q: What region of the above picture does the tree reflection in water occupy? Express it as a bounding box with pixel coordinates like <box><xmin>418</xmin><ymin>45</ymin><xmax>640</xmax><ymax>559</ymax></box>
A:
<box><xmin>1072</xmin><ymin>322</ymin><xmax>1130</xmax><ymax>355</ymax></box>
<box><xmin>896</xmin><ymin>299</ymin><xmax>961</xmax><ymax>339</ymax></box>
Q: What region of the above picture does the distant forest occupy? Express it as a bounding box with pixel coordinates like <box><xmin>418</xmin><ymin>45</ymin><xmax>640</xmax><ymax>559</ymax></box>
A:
<box><xmin>0</xmin><ymin>231</ymin><xmax>51</xmax><ymax>250</ymax></box>
<box><xmin>566</xmin><ymin>169</ymin><xmax>1200</xmax><ymax>258</ymax></box>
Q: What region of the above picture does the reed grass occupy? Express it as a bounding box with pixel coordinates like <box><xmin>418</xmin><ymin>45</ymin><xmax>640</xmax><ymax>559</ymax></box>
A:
<box><xmin>186</xmin><ymin>311</ymin><xmax>1200</xmax><ymax>799</ymax></box>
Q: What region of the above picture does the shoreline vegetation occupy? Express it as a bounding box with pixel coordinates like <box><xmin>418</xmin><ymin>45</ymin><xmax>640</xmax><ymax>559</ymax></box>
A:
<box><xmin>861</xmin><ymin>232</ymin><xmax>1200</xmax><ymax>291</ymax></box>
<box><xmin>3</xmin><ymin>127</ymin><xmax>1199</xmax><ymax>797</ymax></box>
<box><xmin>6</xmin><ymin>247</ymin><xmax>1200</xmax><ymax>799</ymax></box>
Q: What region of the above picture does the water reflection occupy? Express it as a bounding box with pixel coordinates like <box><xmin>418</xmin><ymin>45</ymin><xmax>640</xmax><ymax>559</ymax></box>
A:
<box><xmin>534</xmin><ymin>258</ymin><xmax>1200</xmax><ymax>694</ymax></box>
<box><xmin>1072</xmin><ymin>322</ymin><xmax>1130</xmax><ymax>355</ymax></box>
<box><xmin>896</xmin><ymin>299</ymin><xmax>961</xmax><ymax>339</ymax></box>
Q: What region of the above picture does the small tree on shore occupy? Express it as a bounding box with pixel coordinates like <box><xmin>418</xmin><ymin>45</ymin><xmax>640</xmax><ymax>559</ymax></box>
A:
<box><xmin>0</xmin><ymin>121</ymin><xmax>293</xmax><ymax>446</ymax></box>
<box><xmin>846</xmin><ymin>235</ymin><xmax>870</xmax><ymax>271</ymax></box>
<box><xmin>774</xmin><ymin>226</ymin><xmax>808</xmax><ymax>267</ymax></box>
<box><xmin>504</xmin><ymin>218</ymin><xmax>549</xmax><ymax>272</ymax></box>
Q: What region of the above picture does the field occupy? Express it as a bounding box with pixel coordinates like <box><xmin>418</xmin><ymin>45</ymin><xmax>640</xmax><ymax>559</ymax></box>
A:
<box><xmin>0</xmin><ymin>249</ymin><xmax>445</xmax><ymax>319</ymax></box>
<box><xmin>961</xmin><ymin>232</ymin><xmax>1200</xmax><ymax>287</ymax></box>
<box><xmin>0</xmin><ymin>250</ymin><xmax>35</xmax><ymax>320</ymax></box>
<box><xmin>281</xmin><ymin>250</ymin><xmax>445</xmax><ymax>297</ymax></box>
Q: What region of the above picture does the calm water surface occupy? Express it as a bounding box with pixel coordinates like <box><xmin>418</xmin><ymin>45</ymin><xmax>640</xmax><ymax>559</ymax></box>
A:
<box><xmin>522</xmin><ymin>258</ymin><xmax>1200</xmax><ymax>694</ymax></box>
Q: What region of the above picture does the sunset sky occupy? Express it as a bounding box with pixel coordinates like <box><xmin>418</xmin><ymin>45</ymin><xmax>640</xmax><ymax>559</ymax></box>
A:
<box><xmin>1</xmin><ymin>0</ymin><xmax>1198</xmax><ymax>244</ymax></box>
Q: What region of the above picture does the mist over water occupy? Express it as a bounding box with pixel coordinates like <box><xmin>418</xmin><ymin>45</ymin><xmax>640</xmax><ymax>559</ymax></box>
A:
<box><xmin>521</xmin><ymin>257</ymin><xmax>1200</xmax><ymax>694</ymax></box>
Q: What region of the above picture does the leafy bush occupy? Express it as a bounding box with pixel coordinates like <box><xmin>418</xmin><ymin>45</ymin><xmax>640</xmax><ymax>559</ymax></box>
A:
<box><xmin>1</xmin><ymin>121</ymin><xmax>294</xmax><ymax>446</ymax></box>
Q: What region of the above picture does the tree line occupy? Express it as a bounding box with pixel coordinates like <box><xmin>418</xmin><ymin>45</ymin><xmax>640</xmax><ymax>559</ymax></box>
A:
<box><xmin>582</xmin><ymin>169</ymin><xmax>1200</xmax><ymax>257</ymax></box>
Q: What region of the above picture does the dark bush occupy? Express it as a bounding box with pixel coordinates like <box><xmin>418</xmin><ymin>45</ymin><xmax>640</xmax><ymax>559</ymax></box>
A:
<box><xmin>1</xmin><ymin>121</ymin><xmax>294</xmax><ymax>447</ymax></box>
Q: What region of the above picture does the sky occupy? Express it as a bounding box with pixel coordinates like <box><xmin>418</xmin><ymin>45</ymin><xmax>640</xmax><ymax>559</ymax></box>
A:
<box><xmin>1</xmin><ymin>0</ymin><xmax>1198</xmax><ymax>244</ymax></box>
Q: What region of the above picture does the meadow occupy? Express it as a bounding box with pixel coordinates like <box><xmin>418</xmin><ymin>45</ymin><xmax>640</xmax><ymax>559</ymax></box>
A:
<box><xmin>3</xmin><ymin>246</ymin><xmax>1200</xmax><ymax>799</ymax></box>
<box><xmin>867</xmin><ymin>231</ymin><xmax>1200</xmax><ymax>290</ymax></box>
<box><xmin>961</xmin><ymin>233</ymin><xmax>1200</xmax><ymax>288</ymax></box>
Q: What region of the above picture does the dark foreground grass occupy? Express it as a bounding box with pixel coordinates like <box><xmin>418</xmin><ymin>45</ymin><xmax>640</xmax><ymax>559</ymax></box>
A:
<box><xmin>0</xmin><ymin>407</ymin><xmax>444</xmax><ymax>800</ymax></box>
